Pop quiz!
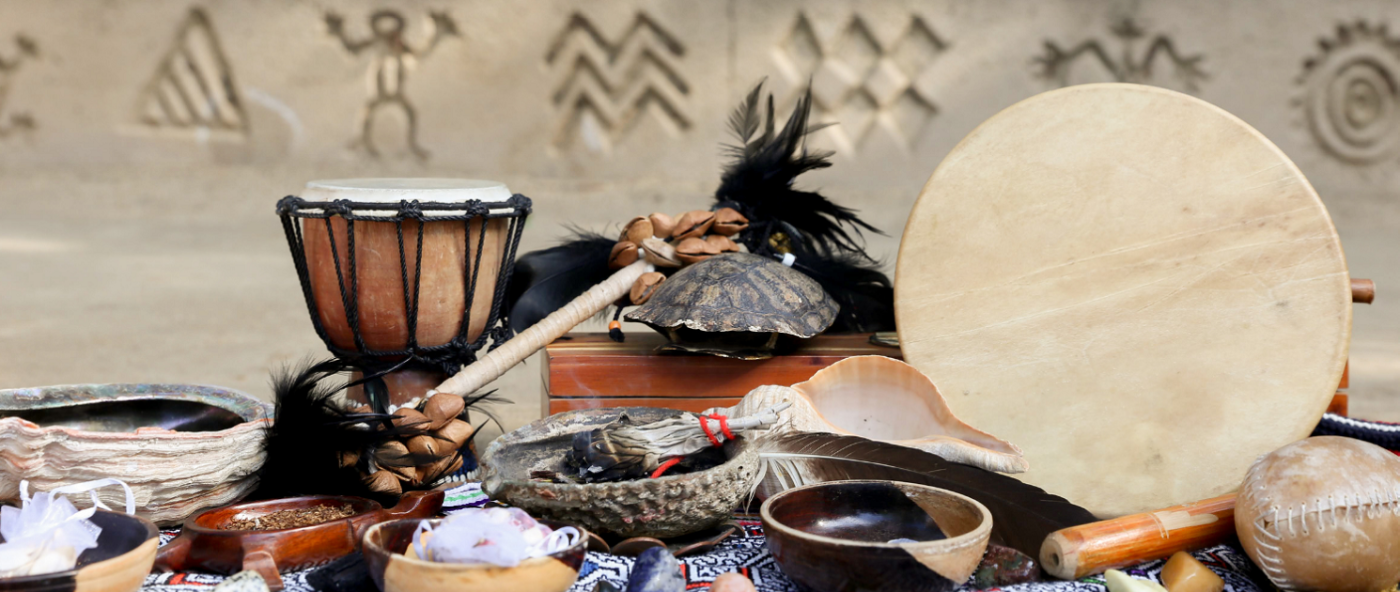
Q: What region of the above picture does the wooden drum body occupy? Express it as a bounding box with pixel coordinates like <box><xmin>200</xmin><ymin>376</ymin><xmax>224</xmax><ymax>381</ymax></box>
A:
<box><xmin>279</xmin><ymin>179</ymin><xmax>530</xmax><ymax>403</ymax></box>
<box><xmin>301</xmin><ymin>217</ymin><xmax>506</xmax><ymax>352</ymax></box>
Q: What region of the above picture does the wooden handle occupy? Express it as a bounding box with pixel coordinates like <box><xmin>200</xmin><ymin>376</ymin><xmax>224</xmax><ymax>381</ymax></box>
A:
<box><xmin>1040</xmin><ymin>494</ymin><xmax>1236</xmax><ymax>580</ymax></box>
<box><xmin>243</xmin><ymin>550</ymin><xmax>285</xmax><ymax>591</ymax></box>
<box><xmin>1352</xmin><ymin>278</ymin><xmax>1375</xmax><ymax>304</ymax></box>
<box><xmin>152</xmin><ymin>532</ymin><xmax>194</xmax><ymax>572</ymax></box>
<box><xmin>432</xmin><ymin>260</ymin><xmax>652</xmax><ymax>396</ymax></box>
<box><xmin>383</xmin><ymin>489</ymin><xmax>444</xmax><ymax>520</ymax></box>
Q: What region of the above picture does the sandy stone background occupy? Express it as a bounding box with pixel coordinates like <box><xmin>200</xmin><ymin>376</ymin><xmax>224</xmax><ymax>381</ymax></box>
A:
<box><xmin>1</xmin><ymin>0</ymin><xmax>1397</xmax><ymax>443</ymax></box>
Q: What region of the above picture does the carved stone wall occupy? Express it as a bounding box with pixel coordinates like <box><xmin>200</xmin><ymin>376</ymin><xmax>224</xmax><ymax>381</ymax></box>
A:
<box><xmin>3</xmin><ymin>0</ymin><xmax>1399</xmax><ymax>186</ymax></box>
<box><xmin>3</xmin><ymin>0</ymin><xmax>1399</xmax><ymax>431</ymax></box>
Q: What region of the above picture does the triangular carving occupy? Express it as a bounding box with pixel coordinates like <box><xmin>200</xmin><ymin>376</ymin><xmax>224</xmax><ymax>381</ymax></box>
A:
<box><xmin>136</xmin><ymin>8</ymin><xmax>246</xmax><ymax>134</ymax></box>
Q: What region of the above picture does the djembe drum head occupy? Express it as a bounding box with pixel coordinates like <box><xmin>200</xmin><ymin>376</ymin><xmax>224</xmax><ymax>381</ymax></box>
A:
<box><xmin>895</xmin><ymin>84</ymin><xmax>1351</xmax><ymax>517</ymax></box>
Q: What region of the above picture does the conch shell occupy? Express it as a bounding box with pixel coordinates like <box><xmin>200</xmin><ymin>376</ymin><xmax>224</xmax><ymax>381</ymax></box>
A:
<box><xmin>709</xmin><ymin>356</ymin><xmax>1028</xmax><ymax>474</ymax></box>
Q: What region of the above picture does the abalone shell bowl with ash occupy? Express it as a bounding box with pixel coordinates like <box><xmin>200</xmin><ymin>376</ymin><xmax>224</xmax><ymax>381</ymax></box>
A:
<box><xmin>481</xmin><ymin>407</ymin><xmax>759</xmax><ymax>539</ymax></box>
<box><xmin>762</xmin><ymin>480</ymin><xmax>992</xmax><ymax>592</ymax></box>
<box><xmin>0</xmin><ymin>384</ymin><xmax>272</xmax><ymax>526</ymax></box>
<box><xmin>0</xmin><ymin>510</ymin><xmax>159</xmax><ymax>592</ymax></box>
<box><xmin>362</xmin><ymin>517</ymin><xmax>589</xmax><ymax>592</ymax></box>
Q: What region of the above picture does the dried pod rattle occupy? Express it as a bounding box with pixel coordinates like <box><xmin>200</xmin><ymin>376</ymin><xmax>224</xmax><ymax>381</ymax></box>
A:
<box><xmin>607</xmin><ymin>209</ymin><xmax>751</xmax><ymax>310</ymax></box>
<box><xmin>1236</xmin><ymin>436</ymin><xmax>1400</xmax><ymax>592</ymax></box>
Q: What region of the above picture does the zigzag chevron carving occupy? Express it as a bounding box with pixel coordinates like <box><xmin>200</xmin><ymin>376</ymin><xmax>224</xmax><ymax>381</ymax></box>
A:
<box><xmin>546</xmin><ymin>12</ymin><xmax>690</xmax><ymax>152</ymax></box>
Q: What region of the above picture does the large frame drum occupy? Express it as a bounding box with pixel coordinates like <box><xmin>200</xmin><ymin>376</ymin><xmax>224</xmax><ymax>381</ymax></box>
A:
<box><xmin>277</xmin><ymin>179</ymin><xmax>531</xmax><ymax>405</ymax></box>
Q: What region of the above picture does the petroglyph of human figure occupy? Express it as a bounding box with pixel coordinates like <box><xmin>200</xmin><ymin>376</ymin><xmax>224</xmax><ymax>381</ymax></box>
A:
<box><xmin>0</xmin><ymin>33</ymin><xmax>37</xmax><ymax>138</ymax></box>
<box><xmin>325</xmin><ymin>10</ymin><xmax>457</xmax><ymax>159</ymax></box>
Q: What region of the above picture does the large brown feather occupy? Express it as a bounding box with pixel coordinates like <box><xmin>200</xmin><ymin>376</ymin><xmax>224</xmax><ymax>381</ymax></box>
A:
<box><xmin>754</xmin><ymin>432</ymin><xmax>1096</xmax><ymax>557</ymax></box>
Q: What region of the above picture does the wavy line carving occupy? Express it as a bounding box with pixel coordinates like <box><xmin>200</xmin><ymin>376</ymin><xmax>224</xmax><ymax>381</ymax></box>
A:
<box><xmin>547</xmin><ymin>12</ymin><xmax>690</xmax><ymax>152</ymax></box>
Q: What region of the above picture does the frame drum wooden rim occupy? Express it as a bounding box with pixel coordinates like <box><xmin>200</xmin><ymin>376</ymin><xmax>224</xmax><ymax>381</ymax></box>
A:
<box><xmin>894</xmin><ymin>83</ymin><xmax>1351</xmax><ymax>517</ymax></box>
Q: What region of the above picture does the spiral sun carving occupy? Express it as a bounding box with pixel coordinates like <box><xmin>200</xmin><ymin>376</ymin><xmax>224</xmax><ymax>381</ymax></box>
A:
<box><xmin>1299</xmin><ymin>22</ymin><xmax>1400</xmax><ymax>164</ymax></box>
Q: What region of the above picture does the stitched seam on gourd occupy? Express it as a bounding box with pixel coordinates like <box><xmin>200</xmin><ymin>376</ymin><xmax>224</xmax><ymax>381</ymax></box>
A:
<box><xmin>1247</xmin><ymin>482</ymin><xmax>1400</xmax><ymax>592</ymax></box>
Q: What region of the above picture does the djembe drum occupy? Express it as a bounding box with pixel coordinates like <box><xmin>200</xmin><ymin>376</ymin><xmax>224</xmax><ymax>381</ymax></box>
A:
<box><xmin>276</xmin><ymin>178</ymin><xmax>531</xmax><ymax>406</ymax></box>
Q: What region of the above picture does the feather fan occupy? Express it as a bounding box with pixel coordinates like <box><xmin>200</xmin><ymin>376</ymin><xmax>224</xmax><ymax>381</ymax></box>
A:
<box><xmin>503</xmin><ymin>232</ymin><xmax>616</xmax><ymax>334</ymax></box>
<box><xmin>715</xmin><ymin>82</ymin><xmax>879</xmax><ymax>259</ymax></box>
<box><xmin>753</xmin><ymin>432</ymin><xmax>1096</xmax><ymax>557</ymax></box>
<box><xmin>714</xmin><ymin>82</ymin><xmax>895</xmax><ymax>332</ymax></box>
<box><xmin>791</xmin><ymin>251</ymin><xmax>895</xmax><ymax>333</ymax></box>
<box><xmin>256</xmin><ymin>358</ymin><xmax>497</xmax><ymax>504</ymax></box>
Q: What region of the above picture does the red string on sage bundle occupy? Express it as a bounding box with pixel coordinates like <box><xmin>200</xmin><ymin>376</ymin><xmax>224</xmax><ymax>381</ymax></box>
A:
<box><xmin>649</xmin><ymin>458</ymin><xmax>682</xmax><ymax>479</ymax></box>
<box><xmin>698</xmin><ymin>413</ymin><xmax>735</xmax><ymax>447</ymax></box>
<box><xmin>652</xmin><ymin>413</ymin><xmax>736</xmax><ymax>478</ymax></box>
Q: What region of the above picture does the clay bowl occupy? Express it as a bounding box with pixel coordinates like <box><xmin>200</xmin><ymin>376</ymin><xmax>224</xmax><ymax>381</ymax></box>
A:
<box><xmin>762</xmin><ymin>480</ymin><xmax>992</xmax><ymax>592</ymax></box>
<box><xmin>153</xmin><ymin>490</ymin><xmax>443</xmax><ymax>591</ymax></box>
<box><xmin>481</xmin><ymin>407</ymin><xmax>759</xmax><ymax>538</ymax></box>
<box><xmin>0</xmin><ymin>384</ymin><xmax>271</xmax><ymax>526</ymax></box>
<box><xmin>362</xmin><ymin>517</ymin><xmax>589</xmax><ymax>592</ymax></box>
<box><xmin>0</xmin><ymin>510</ymin><xmax>158</xmax><ymax>592</ymax></box>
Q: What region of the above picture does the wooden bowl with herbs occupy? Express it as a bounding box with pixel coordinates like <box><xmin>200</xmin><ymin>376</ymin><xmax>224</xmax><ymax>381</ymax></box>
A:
<box><xmin>152</xmin><ymin>490</ymin><xmax>442</xmax><ymax>591</ymax></box>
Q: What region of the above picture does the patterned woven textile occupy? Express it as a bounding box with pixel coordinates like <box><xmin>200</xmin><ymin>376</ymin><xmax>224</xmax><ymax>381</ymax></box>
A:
<box><xmin>1312</xmin><ymin>413</ymin><xmax>1400</xmax><ymax>451</ymax></box>
<box><xmin>139</xmin><ymin>481</ymin><xmax>1268</xmax><ymax>592</ymax></box>
<box><xmin>564</xmin><ymin>515</ymin><xmax>1265</xmax><ymax>592</ymax></box>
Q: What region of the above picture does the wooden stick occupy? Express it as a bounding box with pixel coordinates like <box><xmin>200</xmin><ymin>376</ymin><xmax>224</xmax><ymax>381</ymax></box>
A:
<box><xmin>1352</xmin><ymin>278</ymin><xmax>1375</xmax><ymax>304</ymax></box>
<box><xmin>429</xmin><ymin>259</ymin><xmax>652</xmax><ymax>397</ymax></box>
<box><xmin>1040</xmin><ymin>494</ymin><xmax>1236</xmax><ymax>580</ymax></box>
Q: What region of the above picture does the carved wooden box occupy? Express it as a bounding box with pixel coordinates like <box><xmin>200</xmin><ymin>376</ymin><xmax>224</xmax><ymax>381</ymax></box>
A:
<box><xmin>542</xmin><ymin>332</ymin><xmax>902</xmax><ymax>414</ymax></box>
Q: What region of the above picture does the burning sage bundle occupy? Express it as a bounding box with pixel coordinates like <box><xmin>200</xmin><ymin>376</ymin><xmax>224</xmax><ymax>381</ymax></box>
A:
<box><xmin>565</xmin><ymin>403</ymin><xmax>789</xmax><ymax>483</ymax></box>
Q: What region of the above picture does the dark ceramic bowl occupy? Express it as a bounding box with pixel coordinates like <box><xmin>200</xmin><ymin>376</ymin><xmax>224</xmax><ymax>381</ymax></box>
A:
<box><xmin>0</xmin><ymin>510</ymin><xmax>159</xmax><ymax>592</ymax></box>
<box><xmin>362</xmin><ymin>517</ymin><xmax>589</xmax><ymax>592</ymax></box>
<box><xmin>761</xmin><ymin>480</ymin><xmax>992</xmax><ymax>592</ymax></box>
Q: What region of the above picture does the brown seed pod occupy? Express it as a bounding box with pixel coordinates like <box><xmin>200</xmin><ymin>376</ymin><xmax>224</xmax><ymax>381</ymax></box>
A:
<box><xmin>675</xmin><ymin>237</ymin><xmax>719</xmax><ymax>265</ymax></box>
<box><xmin>364</xmin><ymin>469</ymin><xmax>402</xmax><ymax>496</ymax></box>
<box><xmin>422</xmin><ymin>393</ymin><xmax>465</xmax><ymax>430</ymax></box>
<box><xmin>618</xmin><ymin>216</ymin><xmax>646</xmax><ymax>241</ymax></box>
<box><xmin>640</xmin><ymin>237</ymin><xmax>682</xmax><ymax>268</ymax></box>
<box><xmin>712</xmin><ymin>208</ymin><xmax>749</xmax><ymax>236</ymax></box>
<box><xmin>609</xmin><ymin>241</ymin><xmax>639</xmax><ymax>270</ymax></box>
<box><xmin>375</xmin><ymin>441</ymin><xmax>418</xmax><ymax>481</ymax></box>
<box><xmin>391</xmin><ymin>408</ymin><xmax>431</xmax><ymax>430</ymax></box>
<box><xmin>350</xmin><ymin>405</ymin><xmax>380</xmax><ymax>430</ymax></box>
<box><xmin>407</xmin><ymin>434</ymin><xmax>440</xmax><ymax>457</ymax></box>
<box><xmin>671</xmin><ymin>210</ymin><xmax>716</xmax><ymax>240</ymax></box>
<box><xmin>436</xmin><ymin>419</ymin><xmax>475</xmax><ymax>450</ymax></box>
<box><xmin>705</xmin><ymin>234</ymin><xmax>739</xmax><ymax>253</ymax></box>
<box><xmin>624</xmin><ymin>217</ymin><xmax>655</xmax><ymax>244</ymax></box>
<box><xmin>649</xmin><ymin>212</ymin><xmax>676</xmax><ymax>238</ymax></box>
<box><xmin>420</xmin><ymin>453</ymin><xmax>465</xmax><ymax>483</ymax></box>
<box><xmin>630</xmin><ymin>272</ymin><xmax>666</xmax><ymax>305</ymax></box>
<box><xmin>337</xmin><ymin>449</ymin><xmax>360</xmax><ymax>469</ymax></box>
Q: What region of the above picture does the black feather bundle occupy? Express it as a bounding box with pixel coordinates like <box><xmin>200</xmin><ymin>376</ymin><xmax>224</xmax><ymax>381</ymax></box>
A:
<box><xmin>715</xmin><ymin>82</ymin><xmax>895</xmax><ymax>332</ymax></box>
<box><xmin>715</xmin><ymin>82</ymin><xmax>880</xmax><ymax>260</ymax></box>
<box><xmin>791</xmin><ymin>251</ymin><xmax>895</xmax><ymax>333</ymax></box>
<box><xmin>256</xmin><ymin>359</ymin><xmax>489</xmax><ymax>505</ymax></box>
<box><xmin>503</xmin><ymin>232</ymin><xmax>617</xmax><ymax>334</ymax></box>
